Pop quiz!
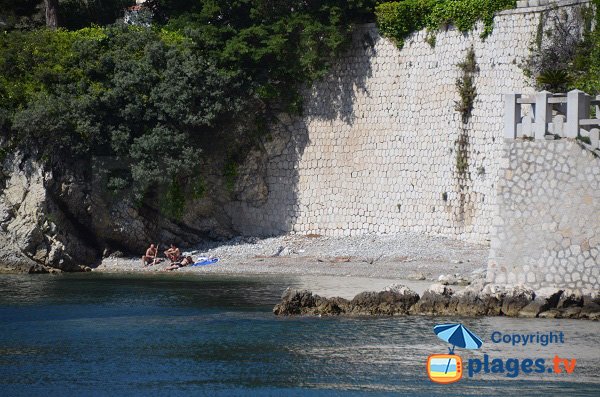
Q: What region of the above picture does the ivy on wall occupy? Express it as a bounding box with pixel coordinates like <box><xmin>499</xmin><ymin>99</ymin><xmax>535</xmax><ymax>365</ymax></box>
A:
<box><xmin>455</xmin><ymin>46</ymin><xmax>478</xmax><ymax>123</ymax></box>
<box><xmin>375</xmin><ymin>0</ymin><xmax>517</xmax><ymax>49</ymax></box>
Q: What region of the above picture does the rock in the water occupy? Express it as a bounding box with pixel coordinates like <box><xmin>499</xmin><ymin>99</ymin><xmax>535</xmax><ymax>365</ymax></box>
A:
<box><xmin>579</xmin><ymin>302</ymin><xmax>600</xmax><ymax>320</ymax></box>
<box><xmin>518</xmin><ymin>288</ymin><xmax>562</xmax><ymax>318</ymax></box>
<box><xmin>410</xmin><ymin>283</ymin><xmax>454</xmax><ymax>315</ymax></box>
<box><xmin>501</xmin><ymin>285</ymin><xmax>535</xmax><ymax>317</ymax></box>
<box><xmin>560</xmin><ymin>306</ymin><xmax>582</xmax><ymax>319</ymax></box>
<box><xmin>538</xmin><ymin>309</ymin><xmax>561</xmax><ymax>319</ymax></box>
<box><xmin>273</xmin><ymin>289</ymin><xmax>318</xmax><ymax>316</ymax></box>
<box><xmin>349</xmin><ymin>286</ymin><xmax>419</xmax><ymax>315</ymax></box>
<box><xmin>272</xmin><ymin>284</ymin><xmax>599</xmax><ymax>320</ymax></box>
<box><xmin>557</xmin><ymin>289</ymin><xmax>584</xmax><ymax>309</ymax></box>
<box><xmin>452</xmin><ymin>284</ymin><xmax>502</xmax><ymax>316</ymax></box>
<box><xmin>272</xmin><ymin>289</ymin><xmax>349</xmax><ymax>316</ymax></box>
<box><xmin>438</xmin><ymin>274</ymin><xmax>456</xmax><ymax>285</ymax></box>
<box><xmin>28</xmin><ymin>264</ymin><xmax>49</xmax><ymax>274</ymax></box>
<box><xmin>273</xmin><ymin>285</ymin><xmax>419</xmax><ymax>316</ymax></box>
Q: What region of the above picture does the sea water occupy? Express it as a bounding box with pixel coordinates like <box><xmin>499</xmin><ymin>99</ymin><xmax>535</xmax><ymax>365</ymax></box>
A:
<box><xmin>0</xmin><ymin>273</ymin><xmax>599</xmax><ymax>396</ymax></box>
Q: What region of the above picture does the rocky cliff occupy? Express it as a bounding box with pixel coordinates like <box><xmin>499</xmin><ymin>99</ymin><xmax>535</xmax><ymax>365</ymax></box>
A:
<box><xmin>0</xmin><ymin>126</ymin><xmax>286</xmax><ymax>272</ymax></box>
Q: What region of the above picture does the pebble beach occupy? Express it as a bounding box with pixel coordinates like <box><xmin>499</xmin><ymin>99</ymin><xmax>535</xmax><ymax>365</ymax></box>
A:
<box><xmin>98</xmin><ymin>233</ymin><xmax>489</xmax><ymax>284</ymax></box>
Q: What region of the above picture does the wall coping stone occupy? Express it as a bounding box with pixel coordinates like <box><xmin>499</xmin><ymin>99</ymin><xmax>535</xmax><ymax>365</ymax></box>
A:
<box><xmin>503</xmin><ymin>0</ymin><xmax>590</xmax><ymax>14</ymax></box>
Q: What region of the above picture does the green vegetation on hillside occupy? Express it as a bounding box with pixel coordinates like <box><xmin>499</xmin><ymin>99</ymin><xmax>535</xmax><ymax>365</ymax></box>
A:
<box><xmin>571</xmin><ymin>1</ymin><xmax>600</xmax><ymax>94</ymax></box>
<box><xmin>0</xmin><ymin>1</ymin><xmax>376</xmax><ymax>215</ymax></box>
<box><xmin>375</xmin><ymin>0</ymin><xmax>516</xmax><ymax>48</ymax></box>
<box><xmin>524</xmin><ymin>1</ymin><xmax>600</xmax><ymax>95</ymax></box>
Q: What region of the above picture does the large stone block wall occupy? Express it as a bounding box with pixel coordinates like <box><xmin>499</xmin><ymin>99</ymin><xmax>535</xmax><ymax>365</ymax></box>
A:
<box><xmin>226</xmin><ymin>2</ymin><xmax>588</xmax><ymax>244</ymax></box>
<box><xmin>487</xmin><ymin>140</ymin><xmax>600</xmax><ymax>290</ymax></box>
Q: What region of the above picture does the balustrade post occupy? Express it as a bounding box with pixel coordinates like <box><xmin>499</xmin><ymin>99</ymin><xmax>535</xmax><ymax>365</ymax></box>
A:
<box><xmin>566</xmin><ymin>90</ymin><xmax>590</xmax><ymax>138</ymax></box>
<box><xmin>504</xmin><ymin>93</ymin><xmax>521</xmax><ymax>139</ymax></box>
<box><xmin>535</xmin><ymin>91</ymin><xmax>551</xmax><ymax>139</ymax></box>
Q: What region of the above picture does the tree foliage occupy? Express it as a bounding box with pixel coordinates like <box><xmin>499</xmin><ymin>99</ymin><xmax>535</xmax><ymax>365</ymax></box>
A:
<box><xmin>0</xmin><ymin>1</ymin><xmax>377</xmax><ymax>217</ymax></box>
<box><xmin>523</xmin><ymin>2</ymin><xmax>600</xmax><ymax>94</ymax></box>
<box><xmin>1</xmin><ymin>26</ymin><xmax>244</xmax><ymax>198</ymax></box>
<box><xmin>570</xmin><ymin>1</ymin><xmax>600</xmax><ymax>94</ymax></box>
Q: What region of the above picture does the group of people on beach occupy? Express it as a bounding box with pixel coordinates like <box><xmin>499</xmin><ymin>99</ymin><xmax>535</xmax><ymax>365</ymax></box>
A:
<box><xmin>141</xmin><ymin>243</ymin><xmax>194</xmax><ymax>270</ymax></box>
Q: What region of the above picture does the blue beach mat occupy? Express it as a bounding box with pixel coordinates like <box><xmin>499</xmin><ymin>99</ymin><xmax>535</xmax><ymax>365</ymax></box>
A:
<box><xmin>191</xmin><ymin>258</ymin><xmax>219</xmax><ymax>267</ymax></box>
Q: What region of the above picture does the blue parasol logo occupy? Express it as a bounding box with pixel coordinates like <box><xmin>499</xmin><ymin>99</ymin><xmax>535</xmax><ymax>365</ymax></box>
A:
<box><xmin>434</xmin><ymin>323</ymin><xmax>483</xmax><ymax>354</ymax></box>
<box><xmin>426</xmin><ymin>323</ymin><xmax>483</xmax><ymax>383</ymax></box>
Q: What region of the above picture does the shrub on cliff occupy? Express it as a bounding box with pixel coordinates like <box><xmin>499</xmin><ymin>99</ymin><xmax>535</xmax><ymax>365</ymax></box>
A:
<box><xmin>523</xmin><ymin>1</ymin><xmax>600</xmax><ymax>95</ymax></box>
<box><xmin>570</xmin><ymin>1</ymin><xmax>600</xmax><ymax>94</ymax></box>
<box><xmin>375</xmin><ymin>0</ymin><xmax>439</xmax><ymax>48</ymax></box>
<box><xmin>375</xmin><ymin>0</ymin><xmax>516</xmax><ymax>47</ymax></box>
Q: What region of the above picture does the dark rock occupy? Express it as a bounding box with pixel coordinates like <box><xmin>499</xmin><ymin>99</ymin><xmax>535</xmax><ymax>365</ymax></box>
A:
<box><xmin>410</xmin><ymin>284</ymin><xmax>454</xmax><ymax>315</ymax></box>
<box><xmin>560</xmin><ymin>306</ymin><xmax>582</xmax><ymax>319</ymax></box>
<box><xmin>518</xmin><ymin>288</ymin><xmax>562</xmax><ymax>318</ymax></box>
<box><xmin>501</xmin><ymin>285</ymin><xmax>535</xmax><ymax>317</ymax></box>
<box><xmin>582</xmin><ymin>294</ymin><xmax>600</xmax><ymax>307</ymax></box>
<box><xmin>273</xmin><ymin>289</ymin><xmax>318</xmax><ymax>316</ymax></box>
<box><xmin>104</xmin><ymin>249</ymin><xmax>125</xmax><ymax>259</ymax></box>
<box><xmin>538</xmin><ymin>309</ymin><xmax>561</xmax><ymax>319</ymax></box>
<box><xmin>314</xmin><ymin>299</ymin><xmax>345</xmax><ymax>315</ymax></box>
<box><xmin>273</xmin><ymin>285</ymin><xmax>419</xmax><ymax>316</ymax></box>
<box><xmin>452</xmin><ymin>290</ymin><xmax>497</xmax><ymax>316</ymax></box>
<box><xmin>557</xmin><ymin>289</ymin><xmax>584</xmax><ymax>309</ymax></box>
<box><xmin>28</xmin><ymin>264</ymin><xmax>49</xmax><ymax>274</ymax></box>
<box><xmin>349</xmin><ymin>287</ymin><xmax>419</xmax><ymax>315</ymax></box>
<box><xmin>272</xmin><ymin>284</ymin><xmax>598</xmax><ymax>320</ymax></box>
<box><xmin>578</xmin><ymin>302</ymin><xmax>600</xmax><ymax>320</ymax></box>
<box><xmin>445</xmin><ymin>280</ymin><xmax>502</xmax><ymax>316</ymax></box>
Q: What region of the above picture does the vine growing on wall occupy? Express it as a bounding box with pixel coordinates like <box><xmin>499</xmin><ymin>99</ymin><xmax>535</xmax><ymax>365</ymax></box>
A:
<box><xmin>455</xmin><ymin>46</ymin><xmax>478</xmax><ymax>124</ymax></box>
<box><xmin>375</xmin><ymin>0</ymin><xmax>517</xmax><ymax>49</ymax></box>
<box><xmin>454</xmin><ymin>47</ymin><xmax>477</xmax><ymax>222</ymax></box>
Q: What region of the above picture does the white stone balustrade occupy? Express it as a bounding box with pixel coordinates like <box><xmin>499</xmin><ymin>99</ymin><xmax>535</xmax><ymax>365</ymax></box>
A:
<box><xmin>504</xmin><ymin>90</ymin><xmax>600</xmax><ymax>150</ymax></box>
<box><xmin>516</xmin><ymin>0</ymin><xmax>590</xmax><ymax>8</ymax></box>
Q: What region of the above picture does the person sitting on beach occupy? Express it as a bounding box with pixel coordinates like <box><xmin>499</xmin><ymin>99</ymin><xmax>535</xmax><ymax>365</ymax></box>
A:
<box><xmin>164</xmin><ymin>244</ymin><xmax>181</xmax><ymax>262</ymax></box>
<box><xmin>142</xmin><ymin>244</ymin><xmax>158</xmax><ymax>266</ymax></box>
<box><xmin>165</xmin><ymin>256</ymin><xmax>194</xmax><ymax>271</ymax></box>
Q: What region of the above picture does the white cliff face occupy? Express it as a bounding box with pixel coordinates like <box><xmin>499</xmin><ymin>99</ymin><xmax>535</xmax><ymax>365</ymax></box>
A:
<box><xmin>0</xmin><ymin>155</ymin><xmax>55</xmax><ymax>270</ymax></box>
<box><xmin>0</xmin><ymin>153</ymin><xmax>103</xmax><ymax>271</ymax></box>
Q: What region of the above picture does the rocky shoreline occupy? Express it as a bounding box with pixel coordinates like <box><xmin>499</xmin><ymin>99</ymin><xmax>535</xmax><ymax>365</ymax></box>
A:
<box><xmin>273</xmin><ymin>282</ymin><xmax>600</xmax><ymax>320</ymax></box>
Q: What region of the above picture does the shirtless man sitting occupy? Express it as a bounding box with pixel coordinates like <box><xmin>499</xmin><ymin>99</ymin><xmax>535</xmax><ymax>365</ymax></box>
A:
<box><xmin>142</xmin><ymin>244</ymin><xmax>158</xmax><ymax>266</ymax></box>
<box><xmin>164</xmin><ymin>244</ymin><xmax>181</xmax><ymax>262</ymax></box>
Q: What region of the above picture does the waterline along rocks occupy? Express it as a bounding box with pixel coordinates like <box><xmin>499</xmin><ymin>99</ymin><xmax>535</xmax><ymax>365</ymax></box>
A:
<box><xmin>273</xmin><ymin>284</ymin><xmax>600</xmax><ymax>320</ymax></box>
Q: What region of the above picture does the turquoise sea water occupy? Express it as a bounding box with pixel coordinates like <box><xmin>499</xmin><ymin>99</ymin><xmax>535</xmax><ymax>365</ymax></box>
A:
<box><xmin>1</xmin><ymin>273</ymin><xmax>599</xmax><ymax>396</ymax></box>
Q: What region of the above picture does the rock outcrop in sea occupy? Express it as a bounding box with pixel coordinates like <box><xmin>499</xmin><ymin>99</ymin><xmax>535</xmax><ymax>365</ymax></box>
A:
<box><xmin>273</xmin><ymin>283</ymin><xmax>600</xmax><ymax>320</ymax></box>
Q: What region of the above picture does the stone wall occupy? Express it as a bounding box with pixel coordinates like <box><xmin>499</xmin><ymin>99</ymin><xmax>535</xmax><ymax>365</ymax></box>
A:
<box><xmin>487</xmin><ymin>140</ymin><xmax>600</xmax><ymax>290</ymax></box>
<box><xmin>227</xmin><ymin>3</ymin><xmax>589</xmax><ymax>243</ymax></box>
